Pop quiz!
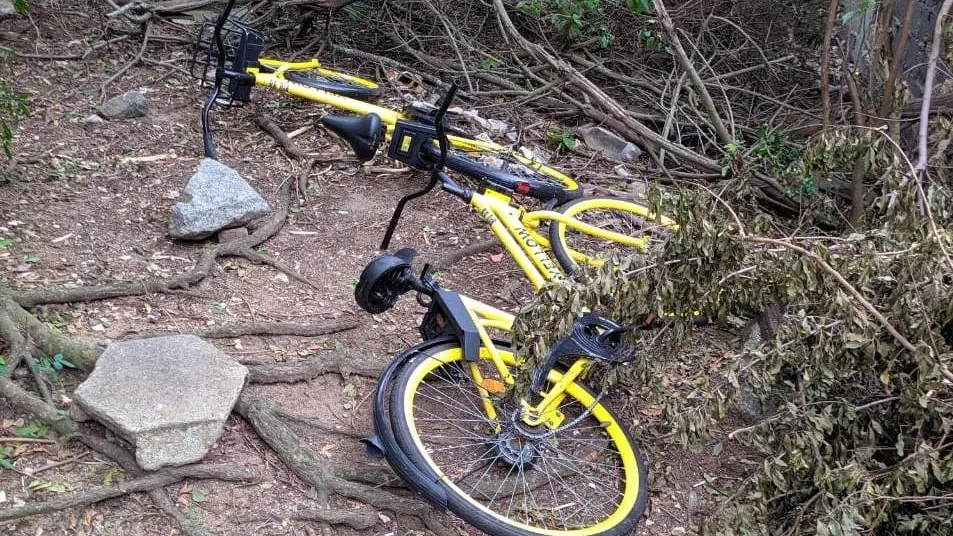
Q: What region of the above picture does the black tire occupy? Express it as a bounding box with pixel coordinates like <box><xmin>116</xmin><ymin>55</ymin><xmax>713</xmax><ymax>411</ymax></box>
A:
<box><xmin>430</xmin><ymin>144</ymin><xmax>582</xmax><ymax>205</ymax></box>
<box><xmin>389</xmin><ymin>341</ymin><xmax>648</xmax><ymax>536</ymax></box>
<box><xmin>283</xmin><ymin>69</ymin><xmax>382</xmax><ymax>100</ymax></box>
<box><xmin>549</xmin><ymin>196</ymin><xmax>678</xmax><ymax>274</ymax></box>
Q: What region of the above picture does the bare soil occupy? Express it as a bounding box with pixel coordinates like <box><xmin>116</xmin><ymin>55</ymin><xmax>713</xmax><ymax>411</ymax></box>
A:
<box><xmin>0</xmin><ymin>5</ymin><xmax>752</xmax><ymax>535</ymax></box>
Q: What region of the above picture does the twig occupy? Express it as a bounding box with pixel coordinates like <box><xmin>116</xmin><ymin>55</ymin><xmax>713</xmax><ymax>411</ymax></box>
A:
<box><xmin>100</xmin><ymin>21</ymin><xmax>152</xmax><ymax>102</ymax></box>
<box><xmin>876</xmin><ymin>0</ymin><xmax>917</xmax><ymax>123</ymax></box>
<box><xmin>653</xmin><ymin>0</ymin><xmax>732</xmax><ymax>144</ymax></box>
<box><xmin>916</xmin><ymin>0</ymin><xmax>953</xmax><ymax>171</ymax></box>
<box><xmin>26</xmin><ymin>451</ymin><xmax>91</xmax><ymax>476</ymax></box>
<box><xmin>254</xmin><ymin>115</ymin><xmax>309</xmax><ymax>161</ymax></box>
<box><xmin>819</xmin><ymin>0</ymin><xmax>841</xmax><ymax>129</ymax></box>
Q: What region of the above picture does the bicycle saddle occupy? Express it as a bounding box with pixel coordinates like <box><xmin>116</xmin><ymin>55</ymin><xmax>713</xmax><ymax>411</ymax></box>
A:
<box><xmin>321</xmin><ymin>113</ymin><xmax>384</xmax><ymax>162</ymax></box>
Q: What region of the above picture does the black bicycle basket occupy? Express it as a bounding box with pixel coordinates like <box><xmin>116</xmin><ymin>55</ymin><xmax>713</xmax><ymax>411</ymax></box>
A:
<box><xmin>189</xmin><ymin>17</ymin><xmax>264</xmax><ymax>107</ymax></box>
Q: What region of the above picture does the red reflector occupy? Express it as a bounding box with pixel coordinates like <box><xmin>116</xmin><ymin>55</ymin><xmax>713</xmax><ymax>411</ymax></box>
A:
<box><xmin>515</xmin><ymin>182</ymin><xmax>531</xmax><ymax>195</ymax></box>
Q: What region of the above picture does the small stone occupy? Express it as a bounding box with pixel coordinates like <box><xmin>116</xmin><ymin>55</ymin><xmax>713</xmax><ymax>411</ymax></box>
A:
<box><xmin>217</xmin><ymin>227</ymin><xmax>249</xmax><ymax>243</ymax></box>
<box><xmin>98</xmin><ymin>90</ymin><xmax>149</xmax><ymax>120</ymax></box>
<box><xmin>13</xmin><ymin>263</ymin><xmax>30</xmax><ymax>273</ymax></box>
<box><xmin>168</xmin><ymin>159</ymin><xmax>270</xmax><ymax>240</ymax></box>
<box><xmin>0</xmin><ymin>0</ymin><xmax>16</xmax><ymax>18</ymax></box>
<box><xmin>274</xmin><ymin>272</ymin><xmax>289</xmax><ymax>284</ymax></box>
<box><xmin>613</xmin><ymin>164</ymin><xmax>631</xmax><ymax>178</ymax></box>
<box><xmin>672</xmin><ymin>528</ymin><xmax>687</xmax><ymax>536</ymax></box>
<box><xmin>81</xmin><ymin>114</ymin><xmax>105</xmax><ymax>125</ymax></box>
<box><xmin>90</xmin><ymin>324</ymin><xmax>105</xmax><ymax>332</ymax></box>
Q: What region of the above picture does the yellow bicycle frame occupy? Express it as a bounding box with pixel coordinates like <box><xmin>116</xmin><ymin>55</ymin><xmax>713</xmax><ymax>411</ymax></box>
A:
<box><xmin>245</xmin><ymin>59</ymin><xmax>578</xmax><ymax>189</ymax></box>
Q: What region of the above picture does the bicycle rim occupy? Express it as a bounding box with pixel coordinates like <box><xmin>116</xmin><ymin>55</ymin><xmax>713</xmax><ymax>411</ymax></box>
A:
<box><xmin>390</xmin><ymin>344</ymin><xmax>647</xmax><ymax>536</ymax></box>
<box><xmin>283</xmin><ymin>68</ymin><xmax>381</xmax><ymax>99</ymax></box>
<box><xmin>550</xmin><ymin>197</ymin><xmax>677</xmax><ymax>273</ymax></box>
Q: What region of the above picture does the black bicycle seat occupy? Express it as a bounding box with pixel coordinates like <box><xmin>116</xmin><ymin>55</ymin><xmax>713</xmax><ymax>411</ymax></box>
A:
<box><xmin>321</xmin><ymin>113</ymin><xmax>384</xmax><ymax>162</ymax></box>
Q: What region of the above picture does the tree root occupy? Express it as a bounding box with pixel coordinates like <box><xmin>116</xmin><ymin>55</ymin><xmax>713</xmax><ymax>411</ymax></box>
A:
<box><xmin>246</xmin><ymin>353</ymin><xmax>384</xmax><ymax>384</ymax></box>
<box><xmin>292</xmin><ymin>507</ymin><xmax>379</xmax><ymax>530</ymax></box>
<box><xmin>10</xmin><ymin>178</ymin><xmax>294</xmax><ymax>311</ymax></box>
<box><xmin>235</xmin><ymin>395</ymin><xmax>453</xmax><ymax>534</ymax></box>
<box><xmin>0</xmin><ymin>464</ymin><xmax>257</xmax><ymax>522</ymax></box>
<box><xmin>0</xmin><ymin>376</ymin><xmax>224</xmax><ymax>535</ymax></box>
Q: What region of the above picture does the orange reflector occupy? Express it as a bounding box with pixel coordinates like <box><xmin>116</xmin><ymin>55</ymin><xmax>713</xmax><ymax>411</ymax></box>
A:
<box><xmin>481</xmin><ymin>378</ymin><xmax>506</xmax><ymax>394</ymax></box>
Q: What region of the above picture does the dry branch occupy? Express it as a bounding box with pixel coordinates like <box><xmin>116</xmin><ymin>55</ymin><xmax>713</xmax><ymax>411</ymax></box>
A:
<box><xmin>652</xmin><ymin>0</ymin><xmax>732</xmax><ymax>145</ymax></box>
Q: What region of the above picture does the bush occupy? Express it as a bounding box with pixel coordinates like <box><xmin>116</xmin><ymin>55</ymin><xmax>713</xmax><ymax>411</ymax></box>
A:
<box><xmin>514</xmin><ymin>128</ymin><xmax>953</xmax><ymax>534</ymax></box>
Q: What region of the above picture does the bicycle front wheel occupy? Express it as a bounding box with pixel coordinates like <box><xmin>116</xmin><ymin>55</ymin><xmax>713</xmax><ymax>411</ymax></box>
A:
<box><xmin>441</xmin><ymin>142</ymin><xmax>582</xmax><ymax>205</ymax></box>
<box><xmin>283</xmin><ymin>68</ymin><xmax>382</xmax><ymax>100</ymax></box>
<box><xmin>549</xmin><ymin>196</ymin><xmax>677</xmax><ymax>273</ymax></box>
<box><xmin>390</xmin><ymin>341</ymin><xmax>648</xmax><ymax>536</ymax></box>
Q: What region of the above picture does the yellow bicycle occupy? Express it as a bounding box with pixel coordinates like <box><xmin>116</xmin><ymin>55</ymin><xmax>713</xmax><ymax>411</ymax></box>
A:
<box><xmin>353</xmin><ymin>86</ymin><xmax>651</xmax><ymax>535</ymax></box>
<box><xmin>190</xmin><ymin>0</ymin><xmax>581</xmax><ymax>204</ymax></box>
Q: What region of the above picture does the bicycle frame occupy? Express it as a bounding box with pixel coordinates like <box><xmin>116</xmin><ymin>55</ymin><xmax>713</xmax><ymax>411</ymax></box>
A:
<box><xmin>468</xmin><ymin>188</ymin><xmax>662</xmax><ymax>290</ymax></box>
<box><xmin>244</xmin><ymin>60</ymin><xmax>576</xmax><ymax>185</ymax></box>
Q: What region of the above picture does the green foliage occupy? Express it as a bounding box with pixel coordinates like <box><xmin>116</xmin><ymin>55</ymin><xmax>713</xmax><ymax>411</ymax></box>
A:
<box><xmin>624</xmin><ymin>0</ymin><xmax>651</xmax><ymax>14</ymax></box>
<box><xmin>840</xmin><ymin>0</ymin><xmax>875</xmax><ymax>26</ymax></box>
<box><xmin>545</xmin><ymin>130</ymin><xmax>578</xmax><ymax>154</ymax></box>
<box><xmin>0</xmin><ymin>355</ymin><xmax>6</xmax><ymax>374</ymax></box>
<box><xmin>35</xmin><ymin>353</ymin><xmax>77</xmax><ymax>386</ymax></box>
<box><xmin>342</xmin><ymin>1</ymin><xmax>369</xmax><ymax>23</ymax></box>
<box><xmin>0</xmin><ymin>81</ymin><xmax>30</xmax><ymax>159</ymax></box>
<box><xmin>514</xmin><ymin>128</ymin><xmax>953</xmax><ymax>533</ymax></box>
<box><xmin>13</xmin><ymin>0</ymin><xmax>27</xmax><ymax>12</ymax></box>
<box><xmin>480</xmin><ymin>56</ymin><xmax>503</xmax><ymax>70</ymax></box>
<box><xmin>0</xmin><ymin>446</ymin><xmax>11</xmax><ymax>469</ymax></box>
<box><xmin>16</xmin><ymin>421</ymin><xmax>50</xmax><ymax>438</ymax></box>
<box><xmin>637</xmin><ymin>28</ymin><xmax>668</xmax><ymax>52</ymax></box>
<box><xmin>516</xmin><ymin>0</ymin><xmax>613</xmax><ymax>45</ymax></box>
<box><xmin>752</xmin><ymin>125</ymin><xmax>802</xmax><ymax>174</ymax></box>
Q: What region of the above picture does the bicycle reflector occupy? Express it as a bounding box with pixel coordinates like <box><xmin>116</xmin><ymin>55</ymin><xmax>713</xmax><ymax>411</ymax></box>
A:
<box><xmin>387</xmin><ymin>120</ymin><xmax>438</xmax><ymax>170</ymax></box>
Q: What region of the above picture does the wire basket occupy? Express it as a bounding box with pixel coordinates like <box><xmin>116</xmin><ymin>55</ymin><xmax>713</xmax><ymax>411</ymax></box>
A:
<box><xmin>189</xmin><ymin>18</ymin><xmax>264</xmax><ymax>107</ymax></box>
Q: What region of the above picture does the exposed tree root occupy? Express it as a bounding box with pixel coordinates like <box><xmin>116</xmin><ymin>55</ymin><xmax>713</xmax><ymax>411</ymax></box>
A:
<box><xmin>292</xmin><ymin>507</ymin><xmax>379</xmax><ymax>530</ymax></box>
<box><xmin>10</xmin><ymin>178</ymin><xmax>294</xmax><ymax>310</ymax></box>
<box><xmin>0</xmin><ymin>464</ymin><xmax>257</xmax><ymax>522</ymax></box>
<box><xmin>236</xmin><ymin>395</ymin><xmax>453</xmax><ymax>534</ymax></box>
<box><xmin>246</xmin><ymin>353</ymin><xmax>384</xmax><ymax>384</ymax></box>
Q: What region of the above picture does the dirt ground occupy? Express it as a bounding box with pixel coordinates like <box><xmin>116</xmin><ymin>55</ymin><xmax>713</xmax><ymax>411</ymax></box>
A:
<box><xmin>0</xmin><ymin>4</ymin><xmax>751</xmax><ymax>535</ymax></box>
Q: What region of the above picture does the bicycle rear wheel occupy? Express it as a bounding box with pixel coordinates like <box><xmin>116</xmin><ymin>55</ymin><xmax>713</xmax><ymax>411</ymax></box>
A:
<box><xmin>283</xmin><ymin>68</ymin><xmax>382</xmax><ymax>100</ymax></box>
<box><xmin>389</xmin><ymin>341</ymin><xmax>648</xmax><ymax>536</ymax></box>
<box><xmin>440</xmin><ymin>143</ymin><xmax>582</xmax><ymax>205</ymax></box>
<box><xmin>549</xmin><ymin>196</ymin><xmax>677</xmax><ymax>273</ymax></box>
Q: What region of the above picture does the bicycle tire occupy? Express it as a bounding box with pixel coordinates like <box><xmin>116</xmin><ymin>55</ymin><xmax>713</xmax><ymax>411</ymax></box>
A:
<box><xmin>549</xmin><ymin>196</ymin><xmax>678</xmax><ymax>273</ymax></box>
<box><xmin>283</xmin><ymin>68</ymin><xmax>382</xmax><ymax>100</ymax></box>
<box><xmin>389</xmin><ymin>340</ymin><xmax>648</xmax><ymax>536</ymax></box>
<box><xmin>435</xmin><ymin>143</ymin><xmax>582</xmax><ymax>204</ymax></box>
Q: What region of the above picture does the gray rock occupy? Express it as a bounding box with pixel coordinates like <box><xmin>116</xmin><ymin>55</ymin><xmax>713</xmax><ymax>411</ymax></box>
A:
<box><xmin>168</xmin><ymin>158</ymin><xmax>270</xmax><ymax>240</ymax></box>
<box><xmin>73</xmin><ymin>335</ymin><xmax>247</xmax><ymax>470</ymax></box>
<box><xmin>98</xmin><ymin>90</ymin><xmax>149</xmax><ymax>120</ymax></box>
<box><xmin>578</xmin><ymin>125</ymin><xmax>643</xmax><ymax>162</ymax></box>
<box><xmin>81</xmin><ymin>114</ymin><xmax>106</xmax><ymax>125</ymax></box>
<box><xmin>0</xmin><ymin>0</ymin><xmax>17</xmax><ymax>18</ymax></box>
<box><xmin>738</xmin><ymin>305</ymin><xmax>784</xmax><ymax>424</ymax></box>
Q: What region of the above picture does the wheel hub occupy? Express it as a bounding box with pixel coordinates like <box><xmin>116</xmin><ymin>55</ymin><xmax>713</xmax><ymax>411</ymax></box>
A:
<box><xmin>491</xmin><ymin>429</ymin><xmax>536</xmax><ymax>470</ymax></box>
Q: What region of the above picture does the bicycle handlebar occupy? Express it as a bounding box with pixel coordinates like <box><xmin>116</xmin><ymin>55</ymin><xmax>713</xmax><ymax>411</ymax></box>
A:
<box><xmin>379</xmin><ymin>84</ymin><xmax>460</xmax><ymax>250</ymax></box>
